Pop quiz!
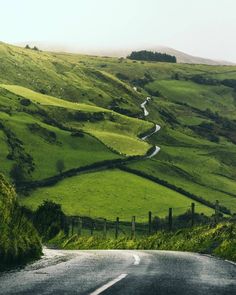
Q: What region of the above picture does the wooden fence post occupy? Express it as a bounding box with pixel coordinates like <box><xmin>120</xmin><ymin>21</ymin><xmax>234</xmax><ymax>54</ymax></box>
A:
<box><xmin>168</xmin><ymin>208</ymin><xmax>173</xmax><ymax>231</ymax></box>
<box><xmin>78</xmin><ymin>218</ymin><xmax>82</xmax><ymax>236</ymax></box>
<box><xmin>71</xmin><ymin>218</ymin><xmax>75</xmax><ymax>235</ymax></box>
<box><xmin>115</xmin><ymin>217</ymin><xmax>119</xmax><ymax>239</ymax></box>
<box><xmin>131</xmin><ymin>216</ymin><xmax>136</xmax><ymax>239</ymax></box>
<box><xmin>63</xmin><ymin>216</ymin><xmax>69</xmax><ymax>236</ymax></box>
<box><xmin>148</xmin><ymin>211</ymin><xmax>152</xmax><ymax>235</ymax></box>
<box><xmin>103</xmin><ymin>218</ymin><xmax>107</xmax><ymax>238</ymax></box>
<box><xmin>91</xmin><ymin>220</ymin><xmax>94</xmax><ymax>236</ymax></box>
<box><xmin>191</xmin><ymin>203</ymin><xmax>195</xmax><ymax>227</ymax></box>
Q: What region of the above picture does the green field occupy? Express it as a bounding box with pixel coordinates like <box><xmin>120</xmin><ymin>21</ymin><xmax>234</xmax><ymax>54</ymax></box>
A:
<box><xmin>0</xmin><ymin>42</ymin><xmax>236</xmax><ymax>219</ymax></box>
<box><xmin>145</xmin><ymin>80</ymin><xmax>236</xmax><ymax>118</ymax></box>
<box><xmin>0</xmin><ymin>84</ymin><xmax>106</xmax><ymax>112</ymax></box>
<box><xmin>0</xmin><ymin>84</ymin><xmax>152</xmax><ymax>156</ymax></box>
<box><xmin>0</xmin><ymin>111</ymin><xmax>120</xmax><ymax>180</ymax></box>
<box><xmin>21</xmin><ymin>169</ymin><xmax>214</xmax><ymax>221</ymax></box>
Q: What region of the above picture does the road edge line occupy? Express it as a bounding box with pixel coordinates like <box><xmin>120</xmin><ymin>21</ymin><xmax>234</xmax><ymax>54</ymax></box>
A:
<box><xmin>225</xmin><ymin>259</ymin><xmax>236</xmax><ymax>266</ymax></box>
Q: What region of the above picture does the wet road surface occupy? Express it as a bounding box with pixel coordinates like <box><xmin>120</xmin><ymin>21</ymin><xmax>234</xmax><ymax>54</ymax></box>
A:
<box><xmin>0</xmin><ymin>249</ymin><xmax>235</xmax><ymax>295</ymax></box>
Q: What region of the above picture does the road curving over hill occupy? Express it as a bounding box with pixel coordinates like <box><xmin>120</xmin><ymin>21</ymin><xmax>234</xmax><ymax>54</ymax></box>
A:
<box><xmin>18</xmin><ymin>97</ymin><xmax>161</xmax><ymax>191</ymax></box>
<box><xmin>140</xmin><ymin>97</ymin><xmax>161</xmax><ymax>159</ymax></box>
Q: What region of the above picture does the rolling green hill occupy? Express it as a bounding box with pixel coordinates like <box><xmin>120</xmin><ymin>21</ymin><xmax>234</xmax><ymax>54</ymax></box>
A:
<box><xmin>0</xmin><ymin>84</ymin><xmax>152</xmax><ymax>157</ymax></box>
<box><xmin>21</xmin><ymin>169</ymin><xmax>214</xmax><ymax>221</ymax></box>
<box><xmin>0</xmin><ymin>42</ymin><xmax>236</xmax><ymax>220</ymax></box>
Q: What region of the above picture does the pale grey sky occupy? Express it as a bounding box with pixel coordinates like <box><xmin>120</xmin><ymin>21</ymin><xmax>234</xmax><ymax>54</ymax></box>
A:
<box><xmin>1</xmin><ymin>0</ymin><xmax>236</xmax><ymax>61</ymax></box>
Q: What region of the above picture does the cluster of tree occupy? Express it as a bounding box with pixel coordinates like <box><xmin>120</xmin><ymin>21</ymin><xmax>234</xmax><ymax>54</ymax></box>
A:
<box><xmin>70</xmin><ymin>111</ymin><xmax>105</xmax><ymax>122</ymax></box>
<box><xmin>71</xmin><ymin>130</ymin><xmax>85</xmax><ymax>138</ymax></box>
<box><xmin>33</xmin><ymin>200</ymin><xmax>66</xmax><ymax>241</ymax></box>
<box><xmin>25</xmin><ymin>44</ymin><xmax>39</xmax><ymax>51</ymax></box>
<box><xmin>189</xmin><ymin>75</ymin><xmax>219</xmax><ymax>85</ymax></box>
<box><xmin>190</xmin><ymin>108</ymin><xmax>236</xmax><ymax>144</ymax></box>
<box><xmin>115</xmin><ymin>72</ymin><xmax>129</xmax><ymax>81</ymax></box>
<box><xmin>189</xmin><ymin>75</ymin><xmax>236</xmax><ymax>91</ymax></box>
<box><xmin>190</xmin><ymin>122</ymin><xmax>220</xmax><ymax>143</ymax></box>
<box><xmin>18</xmin><ymin>156</ymin><xmax>142</xmax><ymax>192</ymax></box>
<box><xmin>0</xmin><ymin>122</ymin><xmax>34</xmax><ymax>186</ymax></box>
<box><xmin>221</xmin><ymin>79</ymin><xmax>236</xmax><ymax>90</ymax></box>
<box><xmin>131</xmin><ymin>72</ymin><xmax>154</xmax><ymax>88</ymax></box>
<box><xmin>158</xmin><ymin>108</ymin><xmax>179</xmax><ymax>125</ymax></box>
<box><xmin>28</xmin><ymin>123</ymin><xmax>58</xmax><ymax>144</ymax></box>
<box><xmin>127</xmin><ymin>50</ymin><xmax>177</xmax><ymax>63</ymax></box>
<box><xmin>108</xmin><ymin>97</ymin><xmax>137</xmax><ymax>116</ymax></box>
<box><xmin>146</xmin><ymin>88</ymin><xmax>161</xmax><ymax>97</ymax></box>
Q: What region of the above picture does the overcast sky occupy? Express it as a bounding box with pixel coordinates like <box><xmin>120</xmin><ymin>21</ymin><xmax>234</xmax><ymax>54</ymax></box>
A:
<box><xmin>1</xmin><ymin>0</ymin><xmax>236</xmax><ymax>62</ymax></box>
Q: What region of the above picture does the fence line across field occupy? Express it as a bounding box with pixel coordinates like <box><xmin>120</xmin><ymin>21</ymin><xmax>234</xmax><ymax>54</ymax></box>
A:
<box><xmin>64</xmin><ymin>200</ymin><xmax>228</xmax><ymax>239</ymax></box>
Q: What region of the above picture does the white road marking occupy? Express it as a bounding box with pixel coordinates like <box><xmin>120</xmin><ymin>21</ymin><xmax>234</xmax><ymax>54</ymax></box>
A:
<box><xmin>225</xmin><ymin>260</ymin><xmax>236</xmax><ymax>266</ymax></box>
<box><xmin>90</xmin><ymin>274</ymin><xmax>128</xmax><ymax>295</ymax></box>
<box><xmin>133</xmin><ymin>254</ymin><xmax>141</xmax><ymax>265</ymax></box>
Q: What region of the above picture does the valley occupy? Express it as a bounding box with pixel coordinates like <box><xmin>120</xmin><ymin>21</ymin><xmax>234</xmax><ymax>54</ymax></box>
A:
<box><xmin>0</xmin><ymin>42</ymin><xmax>236</xmax><ymax>221</ymax></box>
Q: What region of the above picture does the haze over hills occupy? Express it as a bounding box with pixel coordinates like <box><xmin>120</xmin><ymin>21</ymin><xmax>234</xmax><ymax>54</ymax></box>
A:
<box><xmin>151</xmin><ymin>46</ymin><xmax>236</xmax><ymax>66</ymax></box>
<box><xmin>16</xmin><ymin>41</ymin><xmax>236</xmax><ymax>66</ymax></box>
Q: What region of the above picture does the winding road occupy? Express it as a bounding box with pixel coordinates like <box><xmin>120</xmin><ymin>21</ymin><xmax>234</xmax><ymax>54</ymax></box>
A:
<box><xmin>0</xmin><ymin>98</ymin><xmax>235</xmax><ymax>294</ymax></box>
<box><xmin>0</xmin><ymin>249</ymin><xmax>235</xmax><ymax>294</ymax></box>
<box><xmin>140</xmin><ymin>97</ymin><xmax>161</xmax><ymax>158</ymax></box>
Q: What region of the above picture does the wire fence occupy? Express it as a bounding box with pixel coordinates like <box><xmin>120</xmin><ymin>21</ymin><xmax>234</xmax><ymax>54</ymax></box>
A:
<box><xmin>63</xmin><ymin>201</ymin><xmax>235</xmax><ymax>239</ymax></box>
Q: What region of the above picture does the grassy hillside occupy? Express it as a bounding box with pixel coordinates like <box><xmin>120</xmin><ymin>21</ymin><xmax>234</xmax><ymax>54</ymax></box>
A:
<box><xmin>0</xmin><ymin>42</ymin><xmax>236</xmax><ymax>219</ymax></box>
<box><xmin>21</xmin><ymin>169</ymin><xmax>214</xmax><ymax>221</ymax></box>
<box><xmin>0</xmin><ymin>91</ymin><xmax>121</xmax><ymax>181</ymax></box>
<box><xmin>0</xmin><ymin>84</ymin><xmax>106</xmax><ymax>112</ymax></box>
<box><xmin>0</xmin><ymin>174</ymin><xmax>41</xmax><ymax>267</ymax></box>
<box><xmin>0</xmin><ymin>84</ymin><xmax>152</xmax><ymax>156</ymax></box>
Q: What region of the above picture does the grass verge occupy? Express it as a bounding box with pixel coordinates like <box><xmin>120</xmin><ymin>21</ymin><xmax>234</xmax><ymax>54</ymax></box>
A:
<box><xmin>48</xmin><ymin>222</ymin><xmax>236</xmax><ymax>262</ymax></box>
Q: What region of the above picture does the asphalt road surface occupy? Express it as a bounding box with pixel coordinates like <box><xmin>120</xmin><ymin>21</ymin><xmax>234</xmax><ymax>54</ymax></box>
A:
<box><xmin>0</xmin><ymin>249</ymin><xmax>235</xmax><ymax>295</ymax></box>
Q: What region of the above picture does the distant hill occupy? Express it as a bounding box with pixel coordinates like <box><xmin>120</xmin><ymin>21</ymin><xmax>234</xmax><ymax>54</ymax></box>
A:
<box><xmin>105</xmin><ymin>46</ymin><xmax>235</xmax><ymax>66</ymax></box>
<box><xmin>16</xmin><ymin>42</ymin><xmax>235</xmax><ymax>66</ymax></box>
<box><xmin>151</xmin><ymin>46</ymin><xmax>235</xmax><ymax>66</ymax></box>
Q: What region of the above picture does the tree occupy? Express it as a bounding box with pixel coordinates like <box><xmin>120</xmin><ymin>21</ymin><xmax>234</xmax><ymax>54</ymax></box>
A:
<box><xmin>25</xmin><ymin>44</ymin><xmax>30</xmax><ymax>49</ymax></box>
<box><xmin>10</xmin><ymin>164</ymin><xmax>26</xmax><ymax>186</ymax></box>
<box><xmin>20</xmin><ymin>98</ymin><xmax>31</xmax><ymax>106</ymax></box>
<box><xmin>127</xmin><ymin>50</ymin><xmax>176</xmax><ymax>63</ymax></box>
<box><xmin>33</xmin><ymin>200</ymin><xmax>66</xmax><ymax>240</ymax></box>
<box><xmin>56</xmin><ymin>159</ymin><xmax>65</xmax><ymax>174</ymax></box>
<box><xmin>32</xmin><ymin>46</ymin><xmax>39</xmax><ymax>51</ymax></box>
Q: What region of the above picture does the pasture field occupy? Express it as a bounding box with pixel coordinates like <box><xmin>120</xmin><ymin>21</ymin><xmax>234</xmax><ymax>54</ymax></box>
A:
<box><xmin>20</xmin><ymin>169</ymin><xmax>214</xmax><ymax>221</ymax></box>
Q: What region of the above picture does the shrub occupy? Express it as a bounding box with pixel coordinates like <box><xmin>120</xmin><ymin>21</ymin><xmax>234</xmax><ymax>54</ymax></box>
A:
<box><xmin>34</xmin><ymin>200</ymin><xmax>66</xmax><ymax>240</ymax></box>
<box><xmin>56</xmin><ymin>159</ymin><xmax>65</xmax><ymax>174</ymax></box>
<box><xmin>71</xmin><ymin>131</ymin><xmax>84</xmax><ymax>137</ymax></box>
<box><xmin>20</xmin><ymin>98</ymin><xmax>31</xmax><ymax>106</ymax></box>
<box><xmin>10</xmin><ymin>163</ymin><xmax>27</xmax><ymax>186</ymax></box>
